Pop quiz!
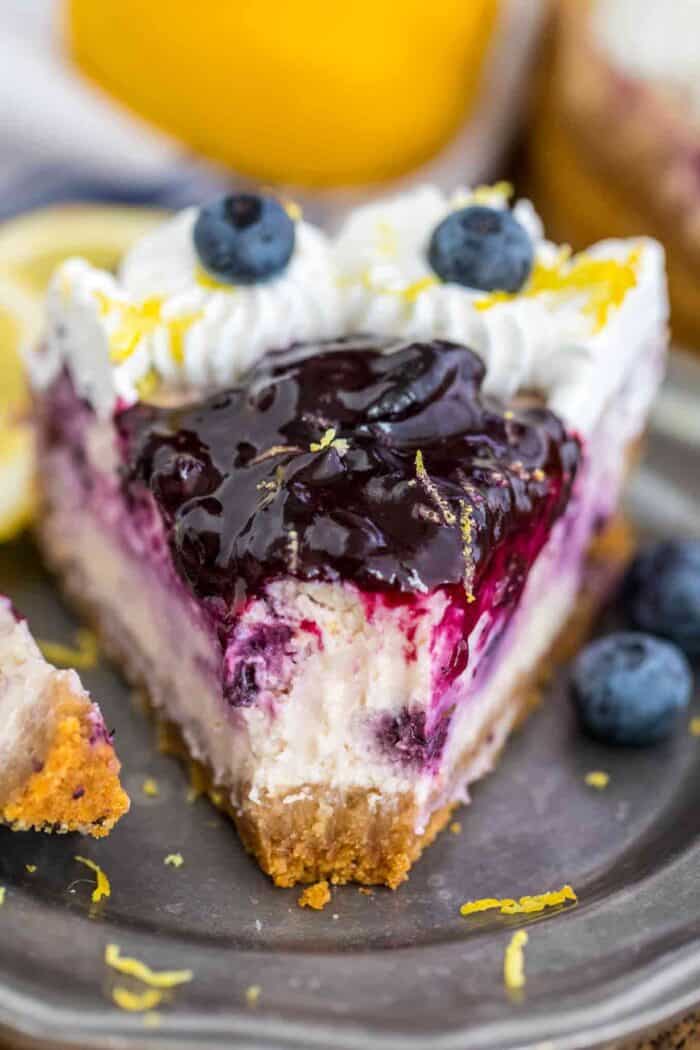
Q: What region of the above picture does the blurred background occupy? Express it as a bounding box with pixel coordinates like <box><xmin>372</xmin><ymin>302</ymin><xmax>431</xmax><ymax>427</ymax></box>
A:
<box><xmin>1</xmin><ymin>0</ymin><xmax>698</xmax><ymax>539</ymax></box>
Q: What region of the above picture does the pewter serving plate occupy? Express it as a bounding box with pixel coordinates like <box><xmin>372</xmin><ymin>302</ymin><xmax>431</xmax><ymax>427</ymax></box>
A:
<box><xmin>0</xmin><ymin>354</ymin><xmax>699</xmax><ymax>1050</ymax></box>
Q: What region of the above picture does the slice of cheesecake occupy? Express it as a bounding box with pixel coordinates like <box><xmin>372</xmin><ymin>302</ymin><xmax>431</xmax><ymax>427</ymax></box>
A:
<box><xmin>29</xmin><ymin>190</ymin><xmax>668</xmax><ymax>886</ymax></box>
<box><xmin>0</xmin><ymin>597</ymin><xmax>129</xmax><ymax>836</ymax></box>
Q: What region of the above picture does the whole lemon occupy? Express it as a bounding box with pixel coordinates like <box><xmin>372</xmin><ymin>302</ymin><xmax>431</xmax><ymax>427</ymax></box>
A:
<box><xmin>67</xmin><ymin>1</ymin><xmax>500</xmax><ymax>187</ymax></box>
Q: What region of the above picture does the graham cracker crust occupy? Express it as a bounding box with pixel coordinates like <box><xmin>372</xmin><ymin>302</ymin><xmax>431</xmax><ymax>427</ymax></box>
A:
<box><xmin>35</xmin><ymin>504</ymin><xmax>633</xmax><ymax>887</ymax></box>
<box><xmin>0</xmin><ymin>674</ymin><xmax>130</xmax><ymax>838</ymax></box>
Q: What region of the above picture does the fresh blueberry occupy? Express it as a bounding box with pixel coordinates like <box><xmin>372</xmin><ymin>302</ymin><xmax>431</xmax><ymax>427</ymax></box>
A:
<box><xmin>427</xmin><ymin>205</ymin><xmax>533</xmax><ymax>293</ymax></box>
<box><xmin>572</xmin><ymin>632</ymin><xmax>692</xmax><ymax>746</ymax></box>
<box><xmin>193</xmin><ymin>193</ymin><xmax>295</xmax><ymax>285</ymax></box>
<box><xmin>622</xmin><ymin>540</ymin><xmax>700</xmax><ymax>659</ymax></box>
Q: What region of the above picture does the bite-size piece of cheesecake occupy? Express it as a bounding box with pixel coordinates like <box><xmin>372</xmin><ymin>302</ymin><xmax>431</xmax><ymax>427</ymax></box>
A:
<box><xmin>29</xmin><ymin>190</ymin><xmax>668</xmax><ymax>886</ymax></box>
<box><xmin>0</xmin><ymin>597</ymin><xmax>129</xmax><ymax>836</ymax></box>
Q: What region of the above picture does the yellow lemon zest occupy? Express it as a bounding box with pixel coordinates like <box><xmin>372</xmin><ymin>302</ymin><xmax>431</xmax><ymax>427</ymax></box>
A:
<box><xmin>142</xmin><ymin>778</ymin><xmax>159</xmax><ymax>798</ymax></box>
<box><xmin>284</xmin><ymin>201</ymin><xmax>303</xmax><ymax>222</ymax></box>
<box><xmin>245</xmin><ymin>984</ymin><xmax>262</xmax><ymax>1006</ymax></box>
<box><xmin>195</xmin><ymin>265</ymin><xmax>232</xmax><ymax>292</ymax></box>
<box><xmin>25</xmin><ymin>864</ymin><xmax>36</xmax><ymax>873</ymax></box>
<box><xmin>504</xmin><ymin>930</ymin><xmax>528</xmax><ymax>991</ymax></box>
<box><xmin>449</xmin><ymin>822</ymin><xmax>462</xmax><ymax>835</ymax></box>
<box><xmin>135</xmin><ymin>368</ymin><xmax>159</xmax><ymax>400</ymax></box>
<box><xmin>376</xmin><ymin>220</ymin><xmax>397</xmax><ymax>258</ymax></box>
<box><xmin>476</xmin><ymin>247</ymin><xmax>641</xmax><ymax>332</ymax></box>
<box><xmin>689</xmin><ymin>717</ymin><xmax>700</xmax><ymax>737</ymax></box>
<box><xmin>585</xmin><ymin>770</ymin><xmax>610</xmax><ymax>789</ymax></box>
<box><xmin>310</xmin><ymin>428</ymin><xmax>337</xmax><ymax>452</ymax></box>
<box><xmin>470</xmin><ymin>181</ymin><xmax>514</xmax><ymax>205</ymax></box>
<box><xmin>310</xmin><ymin>428</ymin><xmax>349</xmax><ymax>455</ymax></box>
<box><xmin>74</xmin><ymin>856</ymin><xmax>111</xmax><ymax>902</ymax></box>
<box><xmin>0</xmin><ymin>887</ymin><xmax>5</xmax><ymax>907</ymax></box>
<box><xmin>112</xmin><ymin>987</ymin><xmax>164</xmax><ymax>1012</ymax></box>
<box><xmin>459</xmin><ymin>500</ymin><xmax>476</xmax><ymax>604</ymax></box>
<box><xmin>95</xmin><ymin>291</ymin><xmax>202</xmax><ymax>366</ymax></box>
<box><xmin>164</xmin><ymin>853</ymin><xmax>184</xmax><ymax>868</ymax></box>
<box><xmin>460</xmin><ymin>884</ymin><xmax>576</xmax><ymax>917</ymax></box>
<box><xmin>39</xmin><ymin>628</ymin><xmax>99</xmax><ymax>670</ymax></box>
<box><xmin>105</xmin><ymin>944</ymin><xmax>193</xmax><ymax>988</ymax></box>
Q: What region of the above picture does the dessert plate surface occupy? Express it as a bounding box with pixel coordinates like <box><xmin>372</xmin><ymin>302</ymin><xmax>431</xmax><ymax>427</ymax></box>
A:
<box><xmin>0</xmin><ymin>353</ymin><xmax>699</xmax><ymax>1050</ymax></box>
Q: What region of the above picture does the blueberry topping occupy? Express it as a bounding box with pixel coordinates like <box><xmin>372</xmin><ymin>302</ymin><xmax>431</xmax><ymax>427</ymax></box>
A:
<box><xmin>572</xmin><ymin>632</ymin><xmax>692</xmax><ymax>746</ymax></box>
<box><xmin>117</xmin><ymin>337</ymin><xmax>579</xmax><ymax>608</ymax></box>
<box><xmin>427</xmin><ymin>205</ymin><xmax>534</xmax><ymax>293</ymax></box>
<box><xmin>622</xmin><ymin>540</ymin><xmax>700</xmax><ymax>658</ymax></box>
<box><xmin>193</xmin><ymin>193</ymin><xmax>295</xmax><ymax>285</ymax></box>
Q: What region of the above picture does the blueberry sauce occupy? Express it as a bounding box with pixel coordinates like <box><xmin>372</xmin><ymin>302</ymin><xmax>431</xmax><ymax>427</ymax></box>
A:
<box><xmin>222</xmin><ymin>622</ymin><xmax>294</xmax><ymax>707</ymax></box>
<box><xmin>117</xmin><ymin>338</ymin><xmax>580</xmax><ymax>611</ymax></box>
<box><xmin>376</xmin><ymin>707</ymin><xmax>450</xmax><ymax>770</ymax></box>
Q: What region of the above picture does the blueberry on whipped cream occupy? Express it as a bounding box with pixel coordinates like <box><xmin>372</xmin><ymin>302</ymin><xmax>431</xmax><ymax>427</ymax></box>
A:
<box><xmin>36</xmin><ymin>197</ymin><xmax>341</xmax><ymax>416</ymax></box>
<box><xmin>427</xmin><ymin>205</ymin><xmax>533</xmax><ymax>292</ymax></box>
<box><xmin>194</xmin><ymin>194</ymin><xmax>296</xmax><ymax>285</ymax></box>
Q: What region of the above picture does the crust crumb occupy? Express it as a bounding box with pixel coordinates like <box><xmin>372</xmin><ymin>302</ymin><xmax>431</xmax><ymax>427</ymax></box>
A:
<box><xmin>298</xmin><ymin>880</ymin><xmax>331</xmax><ymax>911</ymax></box>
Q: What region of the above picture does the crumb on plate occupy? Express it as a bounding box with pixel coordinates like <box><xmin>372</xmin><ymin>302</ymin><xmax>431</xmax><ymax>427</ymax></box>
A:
<box><xmin>164</xmin><ymin>853</ymin><xmax>184</xmax><ymax>868</ymax></box>
<box><xmin>449</xmin><ymin>821</ymin><xmax>462</xmax><ymax>834</ymax></box>
<box><xmin>142</xmin><ymin>777</ymin><xmax>159</xmax><ymax>797</ymax></box>
<box><xmin>298</xmin><ymin>880</ymin><xmax>331</xmax><ymax>911</ymax></box>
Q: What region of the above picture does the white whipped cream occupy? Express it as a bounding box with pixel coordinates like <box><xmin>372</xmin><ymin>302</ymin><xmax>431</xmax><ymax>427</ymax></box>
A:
<box><xmin>592</xmin><ymin>0</ymin><xmax>700</xmax><ymax>119</ymax></box>
<box><xmin>37</xmin><ymin>206</ymin><xmax>342</xmax><ymax>417</ymax></box>
<box><xmin>334</xmin><ymin>185</ymin><xmax>668</xmax><ymax>434</ymax></box>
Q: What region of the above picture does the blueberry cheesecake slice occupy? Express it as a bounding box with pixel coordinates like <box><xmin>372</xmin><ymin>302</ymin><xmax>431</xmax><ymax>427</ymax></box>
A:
<box><xmin>0</xmin><ymin>597</ymin><xmax>129</xmax><ymax>836</ymax></box>
<box><xmin>29</xmin><ymin>189</ymin><xmax>668</xmax><ymax>886</ymax></box>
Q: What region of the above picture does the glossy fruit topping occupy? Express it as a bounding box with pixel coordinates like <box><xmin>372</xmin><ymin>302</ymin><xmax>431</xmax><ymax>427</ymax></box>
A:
<box><xmin>572</xmin><ymin>632</ymin><xmax>692</xmax><ymax>746</ymax></box>
<box><xmin>193</xmin><ymin>194</ymin><xmax>295</xmax><ymax>285</ymax></box>
<box><xmin>118</xmin><ymin>337</ymin><xmax>579</xmax><ymax>607</ymax></box>
<box><xmin>427</xmin><ymin>205</ymin><xmax>533</xmax><ymax>292</ymax></box>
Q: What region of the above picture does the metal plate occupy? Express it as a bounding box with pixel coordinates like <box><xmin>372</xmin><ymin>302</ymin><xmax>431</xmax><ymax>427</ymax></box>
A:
<box><xmin>0</xmin><ymin>354</ymin><xmax>699</xmax><ymax>1050</ymax></box>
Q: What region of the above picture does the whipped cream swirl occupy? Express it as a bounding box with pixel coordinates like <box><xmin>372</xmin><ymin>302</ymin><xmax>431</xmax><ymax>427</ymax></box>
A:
<box><xmin>38</xmin><ymin>206</ymin><xmax>342</xmax><ymax>417</ymax></box>
<box><xmin>334</xmin><ymin>184</ymin><xmax>667</xmax><ymax>434</ymax></box>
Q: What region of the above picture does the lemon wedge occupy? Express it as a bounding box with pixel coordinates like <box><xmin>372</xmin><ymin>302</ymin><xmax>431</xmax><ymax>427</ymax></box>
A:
<box><xmin>0</xmin><ymin>204</ymin><xmax>168</xmax><ymax>294</ymax></box>
<box><xmin>0</xmin><ymin>277</ymin><xmax>40</xmax><ymax>542</ymax></box>
<box><xmin>0</xmin><ymin>204</ymin><xmax>167</xmax><ymax>542</ymax></box>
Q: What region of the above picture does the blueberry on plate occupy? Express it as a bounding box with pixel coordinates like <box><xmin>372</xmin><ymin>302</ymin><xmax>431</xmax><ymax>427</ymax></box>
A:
<box><xmin>622</xmin><ymin>540</ymin><xmax>700</xmax><ymax>659</ymax></box>
<box><xmin>572</xmin><ymin>632</ymin><xmax>692</xmax><ymax>746</ymax></box>
<box><xmin>427</xmin><ymin>205</ymin><xmax>533</xmax><ymax>293</ymax></box>
<box><xmin>193</xmin><ymin>193</ymin><xmax>295</xmax><ymax>284</ymax></box>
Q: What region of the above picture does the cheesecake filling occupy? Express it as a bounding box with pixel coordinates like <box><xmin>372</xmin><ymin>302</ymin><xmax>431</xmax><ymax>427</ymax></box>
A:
<box><xmin>35</xmin><ymin>333</ymin><xmax>659</xmax><ymax>832</ymax></box>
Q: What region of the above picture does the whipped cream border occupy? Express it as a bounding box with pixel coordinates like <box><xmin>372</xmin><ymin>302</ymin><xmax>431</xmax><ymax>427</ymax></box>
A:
<box><xmin>34</xmin><ymin>186</ymin><xmax>668</xmax><ymax>436</ymax></box>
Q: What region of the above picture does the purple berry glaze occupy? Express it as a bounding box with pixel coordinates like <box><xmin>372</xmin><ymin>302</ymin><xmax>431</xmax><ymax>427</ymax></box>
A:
<box><xmin>116</xmin><ymin>338</ymin><xmax>581</xmax><ymax>608</ymax></box>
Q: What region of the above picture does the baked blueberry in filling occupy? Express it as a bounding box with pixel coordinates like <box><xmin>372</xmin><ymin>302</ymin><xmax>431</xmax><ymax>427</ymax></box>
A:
<box><xmin>116</xmin><ymin>337</ymin><xmax>581</xmax><ymax>616</ymax></box>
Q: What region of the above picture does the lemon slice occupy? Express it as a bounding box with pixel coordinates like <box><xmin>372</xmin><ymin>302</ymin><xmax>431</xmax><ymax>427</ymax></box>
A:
<box><xmin>0</xmin><ymin>204</ymin><xmax>168</xmax><ymax>542</ymax></box>
<box><xmin>0</xmin><ymin>277</ymin><xmax>41</xmax><ymax>542</ymax></box>
<box><xmin>0</xmin><ymin>204</ymin><xmax>168</xmax><ymax>294</ymax></box>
